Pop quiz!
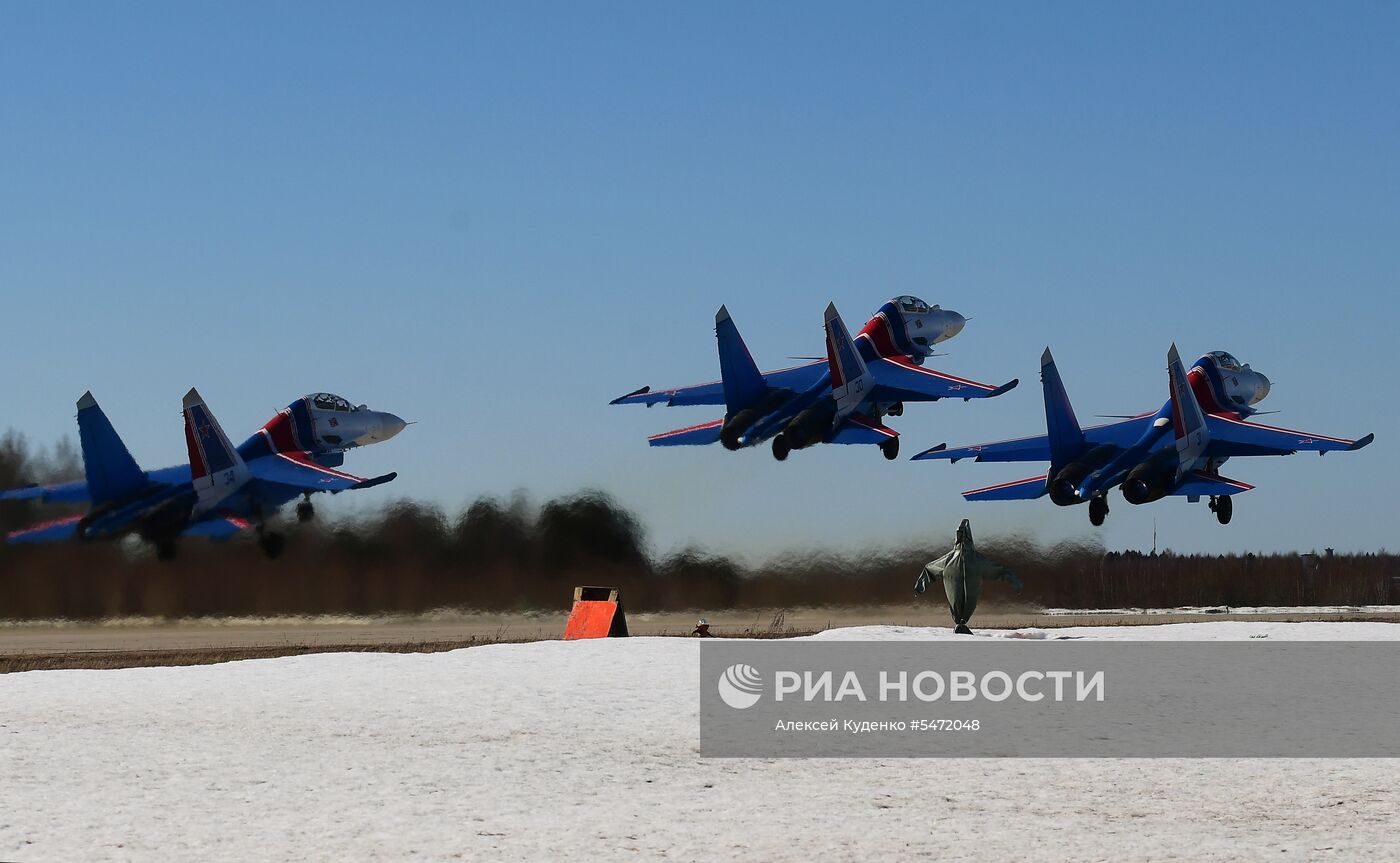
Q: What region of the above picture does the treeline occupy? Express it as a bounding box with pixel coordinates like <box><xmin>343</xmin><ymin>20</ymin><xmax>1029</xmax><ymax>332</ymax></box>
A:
<box><xmin>0</xmin><ymin>434</ymin><xmax>1395</xmax><ymax>619</ymax></box>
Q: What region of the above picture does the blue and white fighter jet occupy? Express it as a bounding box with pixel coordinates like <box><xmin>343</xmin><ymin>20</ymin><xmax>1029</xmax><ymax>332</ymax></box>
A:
<box><xmin>611</xmin><ymin>296</ymin><xmax>1017</xmax><ymax>461</ymax></box>
<box><xmin>1</xmin><ymin>390</ymin><xmax>406</xmax><ymax>558</ymax></box>
<box><xmin>914</xmin><ymin>345</ymin><xmax>1374</xmax><ymax>526</ymax></box>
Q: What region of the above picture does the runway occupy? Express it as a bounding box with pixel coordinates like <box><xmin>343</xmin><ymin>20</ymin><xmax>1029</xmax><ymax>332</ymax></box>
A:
<box><xmin>5</xmin><ymin>605</ymin><xmax>1399</xmax><ymax>671</ymax></box>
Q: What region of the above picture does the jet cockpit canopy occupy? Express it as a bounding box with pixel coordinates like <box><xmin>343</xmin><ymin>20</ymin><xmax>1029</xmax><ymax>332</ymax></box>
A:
<box><xmin>1209</xmin><ymin>351</ymin><xmax>1244</xmax><ymax>372</ymax></box>
<box><xmin>894</xmin><ymin>295</ymin><xmax>939</xmax><ymax>315</ymax></box>
<box><xmin>309</xmin><ymin>393</ymin><xmax>358</xmax><ymax>412</ymax></box>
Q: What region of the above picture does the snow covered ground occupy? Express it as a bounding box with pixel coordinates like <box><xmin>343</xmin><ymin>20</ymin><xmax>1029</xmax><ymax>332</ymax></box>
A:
<box><xmin>1039</xmin><ymin>605</ymin><xmax>1400</xmax><ymax>616</ymax></box>
<box><xmin>3</xmin><ymin>622</ymin><xmax>1398</xmax><ymax>862</ymax></box>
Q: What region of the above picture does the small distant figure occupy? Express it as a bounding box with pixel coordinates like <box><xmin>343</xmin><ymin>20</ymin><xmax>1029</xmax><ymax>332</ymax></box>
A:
<box><xmin>692</xmin><ymin>618</ymin><xmax>713</xmax><ymax>637</ymax></box>
<box><xmin>915</xmin><ymin>519</ymin><xmax>1021</xmax><ymax>635</ymax></box>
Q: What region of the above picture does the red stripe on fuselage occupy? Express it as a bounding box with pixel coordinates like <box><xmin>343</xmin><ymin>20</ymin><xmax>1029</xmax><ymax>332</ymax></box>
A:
<box><xmin>857</xmin><ymin>313</ymin><xmax>901</xmax><ymax>359</ymax></box>
<box><xmin>260</xmin><ymin>410</ymin><xmax>300</xmax><ymax>453</ymax></box>
<box><xmin>1187</xmin><ymin>367</ymin><xmax>1226</xmax><ymax>414</ymax></box>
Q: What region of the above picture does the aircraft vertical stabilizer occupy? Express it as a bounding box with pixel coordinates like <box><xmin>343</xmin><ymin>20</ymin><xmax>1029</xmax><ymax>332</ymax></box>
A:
<box><xmin>714</xmin><ymin>306</ymin><xmax>766</xmax><ymax>416</ymax></box>
<box><xmin>76</xmin><ymin>391</ymin><xmax>147</xmax><ymax>506</ymax></box>
<box><xmin>1167</xmin><ymin>343</ymin><xmax>1210</xmax><ymax>479</ymax></box>
<box><xmin>1041</xmin><ymin>348</ymin><xmax>1084</xmax><ymax>471</ymax></box>
<box><xmin>183</xmin><ymin>388</ymin><xmax>252</xmax><ymax>515</ymax></box>
<box><xmin>824</xmin><ymin>303</ymin><xmax>872</xmax><ymax>418</ymax></box>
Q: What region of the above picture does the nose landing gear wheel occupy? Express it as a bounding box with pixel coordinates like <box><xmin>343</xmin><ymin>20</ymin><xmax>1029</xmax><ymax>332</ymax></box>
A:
<box><xmin>296</xmin><ymin>499</ymin><xmax>315</xmax><ymax>522</ymax></box>
<box><xmin>880</xmin><ymin>437</ymin><xmax>900</xmax><ymax>461</ymax></box>
<box><xmin>1088</xmin><ymin>496</ymin><xmax>1108</xmax><ymax>526</ymax></box>
<box><xmin>772</xmin><ymin>434</ymin><xmax>791</xmax><ymax>461</ymax></box>
<box><xmin>156</xmin><ymin>540</ymin><xmax>177</xmax><ymax>562</ymax></box>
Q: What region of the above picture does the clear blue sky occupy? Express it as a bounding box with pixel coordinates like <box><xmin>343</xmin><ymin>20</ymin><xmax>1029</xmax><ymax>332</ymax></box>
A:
<box><xmin>1</xmin><ymin>2</ymin><xmax>1395</xmax><ymax>559</ymax></box>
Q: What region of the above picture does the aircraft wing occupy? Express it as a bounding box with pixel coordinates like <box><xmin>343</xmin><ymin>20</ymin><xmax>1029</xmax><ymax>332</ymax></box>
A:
<box><xmin>248</xmin><ymin>452</ymin><xmax>397</xmax><ymax>493</ymax></box>
<box><xmin>610</xmin><ymin>361</ymin><xmax>828</xmax><ymax>407</ymax></box>
<box><xmin>913</xmin><ymin>415</ymin><xmax>1158</xmax><ymax>463</ymax></box>
<box><xmin>1204</xmin><ymin>415</ymin><xmax>1375</xmax><ymax>457</ymax></box>
<box><xmin>867</xmin><ymin>356</ymin><xmax>1017</xmax><ymax>403</ymax></box>
<box><xmin>648</xmin><ymin>419</ymin><xmax>724</xmax><ymax>447</ymax></box>
<box><xmin>7</xmin><ymin>514</ymin><xmax>84</xmax><ymax>544</ymax></box>
<box><xmin>181</xmin><ymin>514</ymin><xmax>254</xmax><ymax>540</ymax></box>
<box><xmin>827</xmin><ymin>413</ymin><xmax>898</xmax><ymax>446</ymax></box>
<box><xmin>1171</xmin><ymin>471</ymin><xmax>1254</xmax><ymax>497</ymax></box>
<box><xmin>962</xmin><ymin>475</ymin><xmax>1049</xmax><ymax>501</ymax></box>
<box><xmin>0</xmin><ymin>480</ymin><xmax>91</xmax><ymax>504</ymax></box>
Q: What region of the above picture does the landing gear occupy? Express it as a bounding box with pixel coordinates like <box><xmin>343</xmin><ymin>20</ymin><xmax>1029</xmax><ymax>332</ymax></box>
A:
<box><xmin>1209</xmin><ymin>495</ymin><xmax>1233</xmax><ymax>525</ymax></box>
<box><xmin>1088</xmin><ymin>496</ymin><xmax>1109</xmax><ymax>527</ymax></box>
<box><xmin>954</xmin><ymin>623</ymin><xmax>973</xmax><ymax>635</ymax></box>
<box><xmin>772</xmin><ymin>434</ymin><xmax>791</xmax><ymax>461</ymax></box>
<box><xmin>296</xmin><ymin>495</ymin><xmax>315</xmax><ymax>523</ymax></box>
<box><xmin>258</xmin><ymin>530</ymin><xmax>285</xmax><ymax>559</ymax></box>
<box><xmin>886</xmin><ymin>402</ymin><xmax>904</xmax><ymax>417</ymax></box>
<box><xmin>156</xmin><ymin>540</ymin><xmax>177</xmax><ymax>562</ymax></box>
<box><xmin>880</xmin><ymin>437</ymin><xmax>900</xmax><ymax>461</ymax></box>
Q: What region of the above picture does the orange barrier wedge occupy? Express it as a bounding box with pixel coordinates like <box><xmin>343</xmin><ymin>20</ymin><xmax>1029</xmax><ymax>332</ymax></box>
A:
<box><xmin>563</xmin><ymin>586</ymin><xmax>629</xmax><ymax>639</ymax></box>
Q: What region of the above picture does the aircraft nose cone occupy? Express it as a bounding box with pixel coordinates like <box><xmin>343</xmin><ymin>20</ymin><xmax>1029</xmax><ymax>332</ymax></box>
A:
<box><xmin>1252</xmin><ymin>373</ymin><xmax>1271</xmax><ymax>404</ymax></box>
<box><xmin>371</xmin><ymin>413</ymin><xmax>408</xmax><ymax>442</ymax></box>
<box><xmin>944</xmin><ymin>311</ymin><xmax>966</xmax><ymax>339</ymax></box>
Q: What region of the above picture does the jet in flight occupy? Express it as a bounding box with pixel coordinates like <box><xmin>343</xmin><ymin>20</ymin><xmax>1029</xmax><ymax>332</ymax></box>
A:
<box><xmin>611</xmin><ymin>296</ymin><xmax>1017</xmax><ymax>460</ymax></box>
<box><xmin>2</xmin><ymin>390</ymin><xmax>407</xmax><ymax>558</ymax></box>
<box><xmin>914</xmin><ymin>345</ymin><xmax>1373</xmax><ymax>526</ymax></box>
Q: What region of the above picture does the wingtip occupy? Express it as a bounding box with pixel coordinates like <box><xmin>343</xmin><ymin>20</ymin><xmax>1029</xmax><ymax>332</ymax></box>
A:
<box><xmin>351</xmin><ymin>471</ymin><xmax>398</xmax><ymax>490</ymax></box>
<box><xmin>1040</xmin><ymin>347</ymin><xmax>1054</xmax><ymax>367</ymax></box>
<box><xmin>911</xmin><ymin>443</ymin><xmax>948</xmax><ymax>461</ymax></box>
<box><xmin>76</xmin><ymin>391</ymin><xmax>97</xmax><ymax>410</ymax></box>
<box><xmin>985</xmin><ymin>378</ymin><xmax>1019</xmax><ymax>398</ymax></box>
<box><xmin>715</xmin><ymin>305</ymin><xmax>730</xmax><ymax>325</ymax></box>
<box><xmin>1349</xmin><ymin>433</ymin><xmax>1375</xmax><ymax>451</ymax></box>
<box><xmin>1167</xmin><ymin>342</ymin><xmax>1181</xmax><ymax>363</ymax></box>
<box><xmin>182</xmin><ymin>387</ymin><xmax>202</xmax><ymax>407</ymax></box>
<box><xmin>610</xmin><ymin>385</ymin><xmax>651</xmax><ymax>405</ymax></box>
<box><xmin>823</xmin><ymin>301</ymin><xmax>840</xmax><ymax>319</ymax></box>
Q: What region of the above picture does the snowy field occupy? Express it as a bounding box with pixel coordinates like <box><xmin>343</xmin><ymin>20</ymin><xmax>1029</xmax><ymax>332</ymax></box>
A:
<box><xmin>3</xmin><ymin>622</ymin><xmax>1399</xmax><ymax>862</ymax></box>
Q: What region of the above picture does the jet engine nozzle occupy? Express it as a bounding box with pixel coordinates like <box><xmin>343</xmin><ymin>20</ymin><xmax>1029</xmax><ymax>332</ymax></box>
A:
<box><xmin>1048</xmin><ymin>445</ymin><xmax>1117</xmax><ymax>507</ymax></box>
<box><xmin>783</xmin><ymin>407</ymin><xmax>833</xmax><ymax>450</ymax></box>
<box><xmin>720</xmin><ymin>409</ymin><xmax>758</xmax><ymax>450</ymax></box>
<box><xmin>1122</xmin><ymin>460</ymin><xmax>1173</xmax><ymax>505</ymax></box>
<box><xmin>1049</xmin><ymin>479</ymin><xmax>1080</xmax><ymax>507</ymax></box>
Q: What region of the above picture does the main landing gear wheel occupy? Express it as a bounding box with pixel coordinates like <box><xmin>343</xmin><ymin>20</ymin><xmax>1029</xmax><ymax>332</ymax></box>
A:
<box><xmin>296</xmin><ymin>497</ymin><xmax>315</xmax><ymax>522</ymax></box>
<box><xmin>258</xmin><ymin>531</ymin><xmax>286</xmax><ymax>560</ymax></box>
<box><xmin>1088</xmin><ymin>496</ymin><xmax>1108</xmax><ymax>527</ymax></box>
<box><xmin>880</xmin><ymin>437</ymin><xmax>900</xmax><ymax>461</ymax></box>
<box><xmin>1210</xmin><ymin>495</ymin><xmax>1233</xmax><ymax>525</ymax></box>
<box><xmin>772</xmin><ymin>434</ymin><xmax>791</xmax><ymax>461</ymax></box>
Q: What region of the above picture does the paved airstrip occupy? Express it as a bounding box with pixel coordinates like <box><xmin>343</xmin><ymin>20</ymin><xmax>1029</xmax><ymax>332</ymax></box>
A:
<box><xmin>3</xmin><ymin>605</ymin><xmax>1400</xmax><ymax>671</ymax></box>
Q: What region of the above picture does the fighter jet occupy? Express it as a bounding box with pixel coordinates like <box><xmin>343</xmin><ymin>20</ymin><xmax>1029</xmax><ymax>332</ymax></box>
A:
<box><xmin>913</xmin><ymin>345</ymin><xmax>1373</xmax><ymax>526</ymax></box>
<box><xmin>1</xmin><ymin>390</ymin><xmax>407</xmax><ymax>559</ymax></box>
<box><xmin>611</xmin><ymin>296</ymin><xmax>1018</xmax><ymax>460</ymax></box>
